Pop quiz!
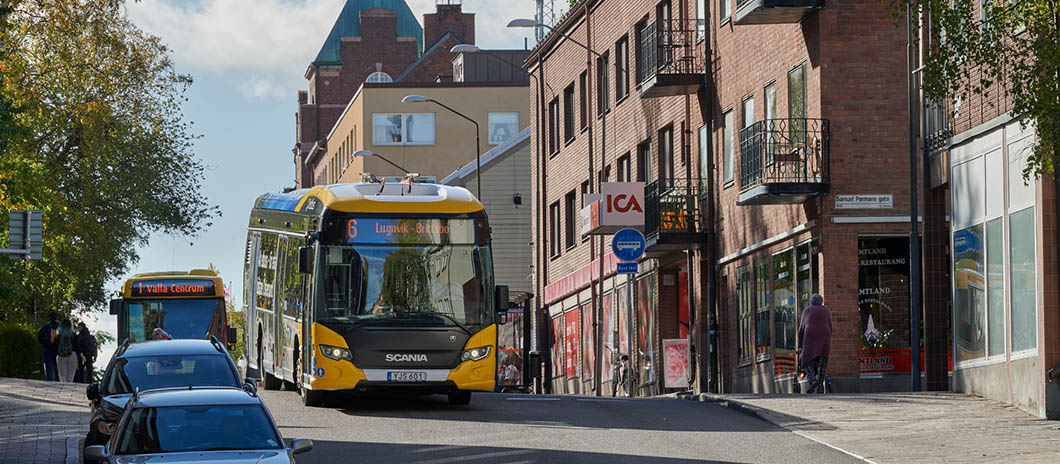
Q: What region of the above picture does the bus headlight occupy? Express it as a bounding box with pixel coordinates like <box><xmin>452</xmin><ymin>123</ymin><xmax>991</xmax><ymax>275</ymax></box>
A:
<box><xmin>319</xmin><ymin>345</ymin><xmax>352</xmax><ymax>361</ymax></box>
<box><xmin>461</xmin><ymin>346</ymin><xmax>491</xmax><ymax>362</ymax></box>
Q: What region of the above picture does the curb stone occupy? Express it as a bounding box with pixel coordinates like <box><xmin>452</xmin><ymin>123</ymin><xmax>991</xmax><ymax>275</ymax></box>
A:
<box><xmin>679</xmin><ymin>393</ymin><xmax>876</xmax><ymax>464</ymax></box>
<box><xmin>66</xmin><ymin>436</ymin><xmax>80</xmax><ymax>464</ymax></box>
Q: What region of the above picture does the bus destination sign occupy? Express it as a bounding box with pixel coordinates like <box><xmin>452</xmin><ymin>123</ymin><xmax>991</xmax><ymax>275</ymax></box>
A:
<box><xmin>346</xmin><ymin>218</ymin><xmax>476</xmax><ymax>245</ymax></box>
<box><xmin>131</xmin><ymin>279</ymin><xmax>216</xmax><ymax>298</ymax></box>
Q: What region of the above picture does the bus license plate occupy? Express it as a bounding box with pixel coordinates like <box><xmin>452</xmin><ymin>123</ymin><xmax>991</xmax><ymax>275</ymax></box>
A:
<box><xmin>388</xmin><ymin>372</ymin><xmax>426</xmax><ymax>382</ymax></box>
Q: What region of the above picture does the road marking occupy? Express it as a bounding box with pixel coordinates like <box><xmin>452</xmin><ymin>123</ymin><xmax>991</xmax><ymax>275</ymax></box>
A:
<box><xmin>505</xmin><ymin>397</ymin><xmax>560</xmax><ymax>401</ymax></box>
<box><xmin>576</xmin><ymin>398</ymin><xmax>629</xmax><ymax>403</ymax></box>
<box><xmin>412</xmin><ymin>449</ymin><xmax>534</xmax><ymax>464</ymax></box>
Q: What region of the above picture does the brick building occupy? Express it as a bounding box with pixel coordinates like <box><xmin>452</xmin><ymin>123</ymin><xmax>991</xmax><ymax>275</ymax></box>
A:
<box><xmin>529</xmin><ymin>0</ymin><xmax>924</xmax><ymax>396</ymax></box>
<box><xmin>294</xmin><ymin>0</ymin><xmax>479</xmax><ymax>188</ymax></box>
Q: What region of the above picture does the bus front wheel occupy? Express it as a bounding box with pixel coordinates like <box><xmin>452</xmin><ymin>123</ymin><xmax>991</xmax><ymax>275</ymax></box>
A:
<box><xmin>447</xmin><ymin>390</ymin><xmax>471</xmax><ymax>406</ymax></box>
<box><xmin>296</xmin><ymin>355</ymin><xmax>324</xmax><ymax>407</ymax></box>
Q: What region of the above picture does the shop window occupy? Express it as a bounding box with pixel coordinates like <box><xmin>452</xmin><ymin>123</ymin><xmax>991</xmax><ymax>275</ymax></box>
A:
<box><xmin>954</xmin><ymin>226</ymin><xmax>985</xmax><ymax>363</ymax></box>
<box><xmin>1009</xmin><ymin>207</ymin><xmax>1037</xmax><ymax>353</ymax></box>
<box><xmin>551</xmin><ymin>315</ymin><xmax>564</xmax><ymax>378</ymax></box>
<box><xmin>754</xmin><ymin>260</ymin><xmax>770</xmax><ymax>360</ymax></box>
<box><xmin>582</xmin><ymin>302</ymin><xmax>594</xmax><ymax>381</ymax></box>
<box><xmin>601</xmin><ymin>292</ymin><xmax>614</xmax><ymax>382</ymax></box>
<box><xmin>773</xmin><ymin>249</ymin><xmax>796</xmax><ymax>376</ymax></box>
<box><xmin>564</xmin><ymin>308</ymin><xmax>580</xmax><ymax>378</ymax></box>
<box><xmin>986</xmin><ymin>218</ymin><xmax>1005</xmax><ymax>356</ymax></box>
<box><xmin>618</xmin><ymin>283</ymin><xmax>631</xmax><ymax>359</ymax></box>
<box><xmin>636</xmin><ymin>273</ymin><xmax>656</xmax><ymax>384</ymax></box>
<box><xmin>737</xmin><ymin>265</ymin><xmax>754</xmax><ymax>364</ymax></box>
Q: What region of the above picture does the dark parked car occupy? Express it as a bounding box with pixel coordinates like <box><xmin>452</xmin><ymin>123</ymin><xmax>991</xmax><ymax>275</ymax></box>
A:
<box><xmin>84</xmin><ymin>388</ymin><xmax>312</xmax><ymax>463</ymax></box>
<box><xmin>85</xmin><ymin>338</ymin><xmax>253</xmax><ymax>449</ymax></box>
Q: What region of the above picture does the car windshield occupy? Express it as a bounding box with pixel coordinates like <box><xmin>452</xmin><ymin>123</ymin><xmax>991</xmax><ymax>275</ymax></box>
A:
<box><xmin>124</xmin><ymin>298</ymin><xmax>225</xmax><ymax>342</ymax></box>
<box><xmin>116</xmin><ymin>404</ymin><xmax>283</xmax><ymax>454</ymax></box>
<box><xmin>104</xmin><ymin>355</ymin><xmax>239</xmax><ymax>395</ymax></box>
<box><xmin>317</xmin><ymin>244</ymin><xmax>494</xmax><ymax>330</ymax></box>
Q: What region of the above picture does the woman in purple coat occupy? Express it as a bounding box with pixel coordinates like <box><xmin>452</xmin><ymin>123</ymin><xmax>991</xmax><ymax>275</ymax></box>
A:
<box><xmin>798</xmin><ymin>294</ymin><xmax>832</xmax><ymax>393</ymax></box>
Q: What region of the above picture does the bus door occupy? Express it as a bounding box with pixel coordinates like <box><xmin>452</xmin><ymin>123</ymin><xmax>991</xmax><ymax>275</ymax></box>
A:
<box><xmin>244</xmin><ymin>232</ymin><xmax>261</xmax><ymax>372</ymax></box>
<box><xmin>300</xmin><ymin>252</ymin><xmax>314</xmax><ymax>388</ymax></box>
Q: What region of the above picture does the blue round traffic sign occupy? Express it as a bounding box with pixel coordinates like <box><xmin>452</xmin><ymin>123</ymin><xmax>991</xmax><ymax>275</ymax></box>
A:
<box><xmin>612</xmin><ymin>228</ymin><xmax>646</xmax><ymax>262</ymax></box>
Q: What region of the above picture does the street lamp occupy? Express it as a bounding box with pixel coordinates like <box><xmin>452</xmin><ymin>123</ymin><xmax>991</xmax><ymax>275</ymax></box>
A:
<box><xmin>351</xmin><ymin>149</ymin><xmax>412</xmax><ymax>175</ymax></box>
<box><xmin>401</xmin><ymin>95</ymin><xmax>481</xmax><ymax>199</ymax></box>
<box><xmin>509</xmin><ymin>17</ymin><xmax>614</xmax><ymax>397</ymax></box>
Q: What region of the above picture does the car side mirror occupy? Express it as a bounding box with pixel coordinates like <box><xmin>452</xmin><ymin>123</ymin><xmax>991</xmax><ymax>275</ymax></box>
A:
<box><xmin>86</xmin><ymin>383</ymin><xmax>101</xmax><ymax>402</ymax></box>
<box><xmin>290</xmin><ymin>438</ymin><xmax>313</xmax><ymax>455</ymax></box>
<box><xmin>244</xmin><ymin>378</ymin><xmax>257</xmax><ymax>394</ymax></box>
<box><xmin>109</xmin><ymin>299</ymin><xmax>121</xmax><ymax>316</ymax></box>
<box><xmin>84</xmin><ymin>445</ymin><xmax>108</xmax><ymax>461</ymax></box>
<box><xmin>298</xmin><ymin>246</ymin><xmax>313</xmax><ymax>274</ymax></box>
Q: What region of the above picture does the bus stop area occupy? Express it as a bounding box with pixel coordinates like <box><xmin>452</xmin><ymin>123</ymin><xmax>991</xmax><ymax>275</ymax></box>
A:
<box><xmin>0</xmin><ymin>377</ymin><xmax>87</xmax><ymax>464</ymax></box>
<box><xmin>682</xmin><ymin>391</ymin><xmax>1060</xmax><ymax>463</ymax></box>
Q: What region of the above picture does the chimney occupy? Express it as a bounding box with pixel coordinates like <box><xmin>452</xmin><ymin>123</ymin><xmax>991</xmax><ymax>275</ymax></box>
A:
<box><xmin>422</xmin><ymin>0</ymin><xmax>474</xmax><ymax>50</ymax></box>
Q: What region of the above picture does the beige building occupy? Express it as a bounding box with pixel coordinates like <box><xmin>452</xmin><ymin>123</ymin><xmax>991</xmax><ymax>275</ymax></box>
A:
<box><xmin>309</xmin><ymin>82</ymin><xmax>529</xmax><ymax>184</ymax></box>
<box><xmin>441</xmin><ymin>127</ymin><xmax>532</xmax><ymax>293</ymax></box>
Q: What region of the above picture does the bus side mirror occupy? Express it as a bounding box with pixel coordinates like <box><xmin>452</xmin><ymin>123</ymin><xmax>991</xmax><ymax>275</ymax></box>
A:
<box><xmin>495</xmin><ymin>285</ymin><xmax>509</xmax><ymax>316</ymax></box>
<box><xmin>109</xmin><ymin>299</ymin><xmax>121</xmax><ymax>316</ymax></box>
<box><xmin>226</xmin><ymin>327</ymin><xmax>238</xmax><ymax>346</ymax></box>
<box><xmin>298</xmin><ymin>246</ymin><xmax>313</xmax><ymax>274</ymax></box>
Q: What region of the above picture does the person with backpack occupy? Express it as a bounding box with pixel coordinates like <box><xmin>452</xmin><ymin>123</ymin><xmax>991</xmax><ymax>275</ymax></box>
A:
<box><xmin>36</xmin><ymin>312</ymin><xmax>60</xmax><ymax>381</ymax></box>
<box><xmin>55</xmin><ymin>318</ymin><xmax>78</xmax><ymax>383</ymax></box>
<box><xmin>74</xmin><ymin>322</ymin><xmax>98</xmax><ymax>383</ymax></box>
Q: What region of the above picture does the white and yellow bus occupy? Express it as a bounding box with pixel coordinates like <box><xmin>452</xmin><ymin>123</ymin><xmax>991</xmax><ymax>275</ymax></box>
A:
<box><xmin>110</xmin><ymin>270</ymin><xmax>233</xmax><ymax>344</ymax></box>
<box><xmin>244</xmin><ymin>178</ymin><xmax>507</xmax><ymax>406</ymax></box>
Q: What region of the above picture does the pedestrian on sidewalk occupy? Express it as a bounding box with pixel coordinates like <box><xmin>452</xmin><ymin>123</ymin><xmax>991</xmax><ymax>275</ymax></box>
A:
<box><xmin>74</xmin><ymin>322</ymin><xmax>98</xmax><ymax>384</ymax></box>
<box><xmin>36</xmin><ymin>312</ymin><xmax>60</xmax><ymax>381</ymax></box>
<box><xmin>798</xmin><ymin>294</ymin><xmax>832</xmax><ymax>393</ymax></box>
<box><xmin>55</xmin><ymin>318</ymin><xmax>78</xmax><ymax>383</ymax></box>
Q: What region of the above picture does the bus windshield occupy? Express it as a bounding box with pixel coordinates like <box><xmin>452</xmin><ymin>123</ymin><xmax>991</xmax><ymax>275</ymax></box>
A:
<box><xmin>124</xmin><ymin>298</ymin><xmax>225</xmax><ymax>342</ymax></box>
<box><xmin>317</xmin><ymin>244</ymin><xmax>494</xmax><ymax>330</ymax></box>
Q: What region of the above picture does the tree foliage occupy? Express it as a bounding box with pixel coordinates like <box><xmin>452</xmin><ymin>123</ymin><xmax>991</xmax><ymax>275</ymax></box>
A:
<box><xmin>886</xmin><ymin>0</ymin><xmax>1060</xmax><ymax>179</ymax></box>
<box><xmin>0</xmin><ymin>0</ymin><xmax>217</xmax><ymax>320</ymax></box>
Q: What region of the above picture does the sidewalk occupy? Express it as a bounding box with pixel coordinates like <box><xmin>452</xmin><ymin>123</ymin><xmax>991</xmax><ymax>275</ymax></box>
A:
<box><xmin>686</xmin><ymin>391</ymin><xmax>1060</xmax><ymax>463</ymax></box>
<box><xmin>0</xmin><ymin>377</ymin><xmax>89</xmax><ymax>464</ymax></box>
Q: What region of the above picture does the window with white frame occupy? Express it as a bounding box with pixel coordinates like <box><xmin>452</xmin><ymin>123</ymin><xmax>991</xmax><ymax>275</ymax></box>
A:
<box><xmin>697</xmin><ymin>0</ymin><xmax>706</xmax><ymax>40</ymax></box>
<box><xmin>489</xmin><ymin>112</ymin><xmax>519</xmax><ymax>145</ymax></box>
<box><xmin>723</xmin><ymin>110</ymin><xmax>734</xmax><ymax>184</ymax></box>
<box><xmin>720</xmin><ymin>0</ymin><xmax>730</xmax><ymax>23</ymax></box>
<box><xmin>366</xmin><ymin>72</ymin><xmax>393</xmax><ymax>83</ymax></box>
<box><xmin>372</xmin><ymin>113</ymin><xmax>435</xmax><ymax>146</ymax></box>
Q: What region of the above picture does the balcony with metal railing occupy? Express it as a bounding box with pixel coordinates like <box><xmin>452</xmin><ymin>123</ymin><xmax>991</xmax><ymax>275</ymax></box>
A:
<box><xmin>737</xmin><ymin>118</ymin><xmax>830</xmax><ymax>205</ymax></box>
<box><xmin>644</xmin><ymin>178</ymin><xmax>709</xmax><ymax>257</ymax></box>
<box><xmin>733</xmin><ymin>0</ymin><xmax>826</xmax><ymax>26</ymax></box>
<box><xmin>637</xmin><ymin>18</ymin><xmax>705</xmax><ymax>99</ymax></box>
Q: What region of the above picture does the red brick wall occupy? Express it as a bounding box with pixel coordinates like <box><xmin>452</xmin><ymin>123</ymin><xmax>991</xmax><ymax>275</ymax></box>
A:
<box><xmin>397</xmin><ymin>36</ymin><xmax>462</xmax><ymax>84</ymax></box>
<box><xmin>423</xmin><ymin>4</ymin><xmax>474</xmax><ymax>49</ymax></box>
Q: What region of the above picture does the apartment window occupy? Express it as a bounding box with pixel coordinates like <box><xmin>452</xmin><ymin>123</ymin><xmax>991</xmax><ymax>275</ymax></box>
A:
<box><xmin>742</xmin><ymin>96</ymin><xmax>755</xmax><ymax>130</ymax></box>
<box><xmin>764</xmin><ymin>83</ymin><xmax>777</xmax><ymax>163</ymax></box>
<box><xmin>720</xmin><ymin>0</ymin><xmax>730</xmax><ymax>23</ymax></box>
<box><xmin>488</xmin><ymin>113</ymin><xmax>519</xmax><ymax>145</ymax></box>
<box><xmin>635</xmin><ymin>18</ymin><xmax>652</xmax><ymax>84</ymax></box>
<box><xmin>602</xmin><ymin>166</ymin><xmax>612</xmax><ymax>183</ymax></box>
<box><xmin>579</xmin><ymin>71</ymin><xmax>588</xmax><ymax>130</ymax></box>
<box><xmin>596</xmin><ymin>53</ymin><xmax>610</xmax><ymax>117</ymax></box>
<box><xmin>637</xmin><ymin>141</ymin><xmax>653</xmax><ymax>183</ymax></box>
<box><xmin>372</xmin><ymin>113</ymin><xmax>435</xmax><ymax>146</ymax></box>
<box><xmin>563</xmin><ymin>84</ymin><xmax>576</xmax><ymax>142</ymax></box>
<box><xmin>549</xmin><ymin>202</ymin><xmax>561</xmax><ymax>258</ymax></box>
<box><xmin>755</xmin><ymin>260</ymin><xmax>770</xmax><ymax>359</ymax></box>
<box><xmin>617</xmin><ymin>153</ymin><xmax>632</xmax><ymax>182</ymax></box>
<box><xmin>696</xmin><ymin>0</ymin><xmax>706</xmax><ymax>41</ymax></box>
<box><xmin>659</xmin><ymin>126</ymin><xmax>674</xmax><ymax>185</ymax></box>
<box><xmin>564</xmin><ymin>190</ymin><xmax>577</xmax><ymax>249</ymax></box>
<box><xmin>549</xmin><ymin>98</ymin><xmax>560</xmax><ymax>155</ymax></box>
<box><xmin>657</xmin><ymin>1</ymin><xmax>673</xmax><ymax>68</ymax></box>
<box><xmin>615</xmin><ymin>36</ymin><xmax>630</xmax><ymax>101</ymax></box>
<box><xmin>723</xmin><ymin>110</ymin><xmax>734</xmax><ymax>184</ymax></box>
<box><xmin>788</xmin><ymin>63</ymin><xmax>807</xmax><ymax>144</ymax></box>
<box><xmin>698</xmin><ymin>125</ymin><xmax>708</xmax><ymax>186</ymax></box>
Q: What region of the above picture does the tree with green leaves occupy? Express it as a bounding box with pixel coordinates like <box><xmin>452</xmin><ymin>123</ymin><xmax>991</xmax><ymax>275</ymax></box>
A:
<box><xmin>0</xmin><ymin>0</ymin><xmax>217</xmax><ymax>320</ymax></box>
<box><xmin>887</xmin><ymin>0</ymin><xmax>1060</xmax><ymax>179</ymax></box>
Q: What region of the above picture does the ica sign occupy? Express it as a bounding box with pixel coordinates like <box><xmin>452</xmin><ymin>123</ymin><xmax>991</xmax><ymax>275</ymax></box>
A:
<box><xmin>600</xmin><ymin>182</ymin><xmax>645</xmax><ymax>226</ymax></box>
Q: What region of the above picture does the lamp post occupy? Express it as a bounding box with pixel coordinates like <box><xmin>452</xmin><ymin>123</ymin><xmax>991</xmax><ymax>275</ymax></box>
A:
<box><xmin>510</xmin><ymin>17</ymin><xmax>612</xmax><ymax>397</ymax></box>
<box><xmin>351</xmin><ymin>149</ymin><xmax>412</xmax><ymax>175</ymax></box>
<box><xmin>401</xmin><ymin>95</ymin><xmax>481</xmax><ymax>199</ymax></box>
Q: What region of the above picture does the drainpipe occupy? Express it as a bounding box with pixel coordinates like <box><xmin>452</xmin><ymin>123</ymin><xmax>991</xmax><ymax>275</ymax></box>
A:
<box><xmin>700</xmin><ymin>2</ymin><xmax>718</xmax><ymax>394</ymax></box>
<box><xmin>907</xmin><ymin>7</ymin><xmax>923</xmax><ymax>392</ymax></box>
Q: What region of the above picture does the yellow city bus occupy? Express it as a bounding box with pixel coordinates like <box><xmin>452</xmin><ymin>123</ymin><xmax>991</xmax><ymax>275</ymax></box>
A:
<box><xmin>244</xmin><ymin>178</ymin><xmax>507</xmax><ymax>407</ymax></box>
<box><xmin>109</xmin><ymin>270</ymin><xmax>233</xmax><ymax>344</ymax></box>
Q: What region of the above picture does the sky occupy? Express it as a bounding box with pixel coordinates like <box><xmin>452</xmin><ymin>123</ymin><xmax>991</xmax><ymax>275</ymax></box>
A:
<box><xmin>87</xmin><ymin>0</ymin><xmax>566</xmax><ymax>364</ymax></box>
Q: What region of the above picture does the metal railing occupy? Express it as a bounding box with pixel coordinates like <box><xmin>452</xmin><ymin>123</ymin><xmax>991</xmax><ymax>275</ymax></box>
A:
<box><xmin>739</xmin><ymin>118</ymin><xmax>830</xmax><ymax>191</ymax></box>
<box><xmin>923</xmin><ymin>97</ymin><xmax>952</xmax><ymax>154</ymax></box>
<box><xmin>637</xmin><ymin>18</ymin><xmax>706</xmax><ymax>83</ymax></box>
<box><xmin>644</xmin><ymin>178</ymin><xmax>707</xmax><ymax>238</ymax></box>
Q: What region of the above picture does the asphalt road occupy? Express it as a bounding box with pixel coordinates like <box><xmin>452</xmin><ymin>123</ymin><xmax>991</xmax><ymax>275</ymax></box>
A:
<box><xmin>261</xmin><ymin>389</ymin><xmax>863</xmax><ymax>464</ymax></box>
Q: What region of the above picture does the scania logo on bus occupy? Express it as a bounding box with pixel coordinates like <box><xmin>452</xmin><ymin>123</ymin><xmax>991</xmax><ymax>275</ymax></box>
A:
<box><xmin>385</xmin><ymin>354</ymin><xmax>428</xmax><ymax>362</ymax></box>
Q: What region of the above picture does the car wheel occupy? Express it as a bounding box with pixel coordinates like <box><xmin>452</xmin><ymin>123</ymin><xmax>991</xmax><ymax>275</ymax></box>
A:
<box><xmin>448</xmin><ymin>390</ymin><xmax>472</xmax><ymax>406</ymax></box>
<box><xmin>296</xmin><ymin>354</ymin><xmax>324</xmax><ymax>407</ymax></box>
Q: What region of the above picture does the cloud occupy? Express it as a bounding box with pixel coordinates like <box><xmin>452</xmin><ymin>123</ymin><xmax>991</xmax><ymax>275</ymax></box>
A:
<box><xmin>124</xmin><ymin>0</ymin><xmax>565</xmax><ymax>100</ymax></box>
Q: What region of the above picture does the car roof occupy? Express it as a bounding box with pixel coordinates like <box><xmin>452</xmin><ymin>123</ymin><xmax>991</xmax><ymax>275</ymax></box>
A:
<box><xmin>119</xmin><ymin>339</ymin><xmax>227</xmax><ymax>358</ymax></box>
<box><xmin>132</xmin><ymin>388</ymin><xmax>262</xmax><ymax>408</ymax></box>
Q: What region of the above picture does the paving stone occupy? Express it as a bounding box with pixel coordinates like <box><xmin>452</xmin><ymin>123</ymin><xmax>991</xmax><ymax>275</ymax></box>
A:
<box><xmin>0</xmin><ymin>378</ymin><xmax>90</xmax><ymax>464</ymax></box>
